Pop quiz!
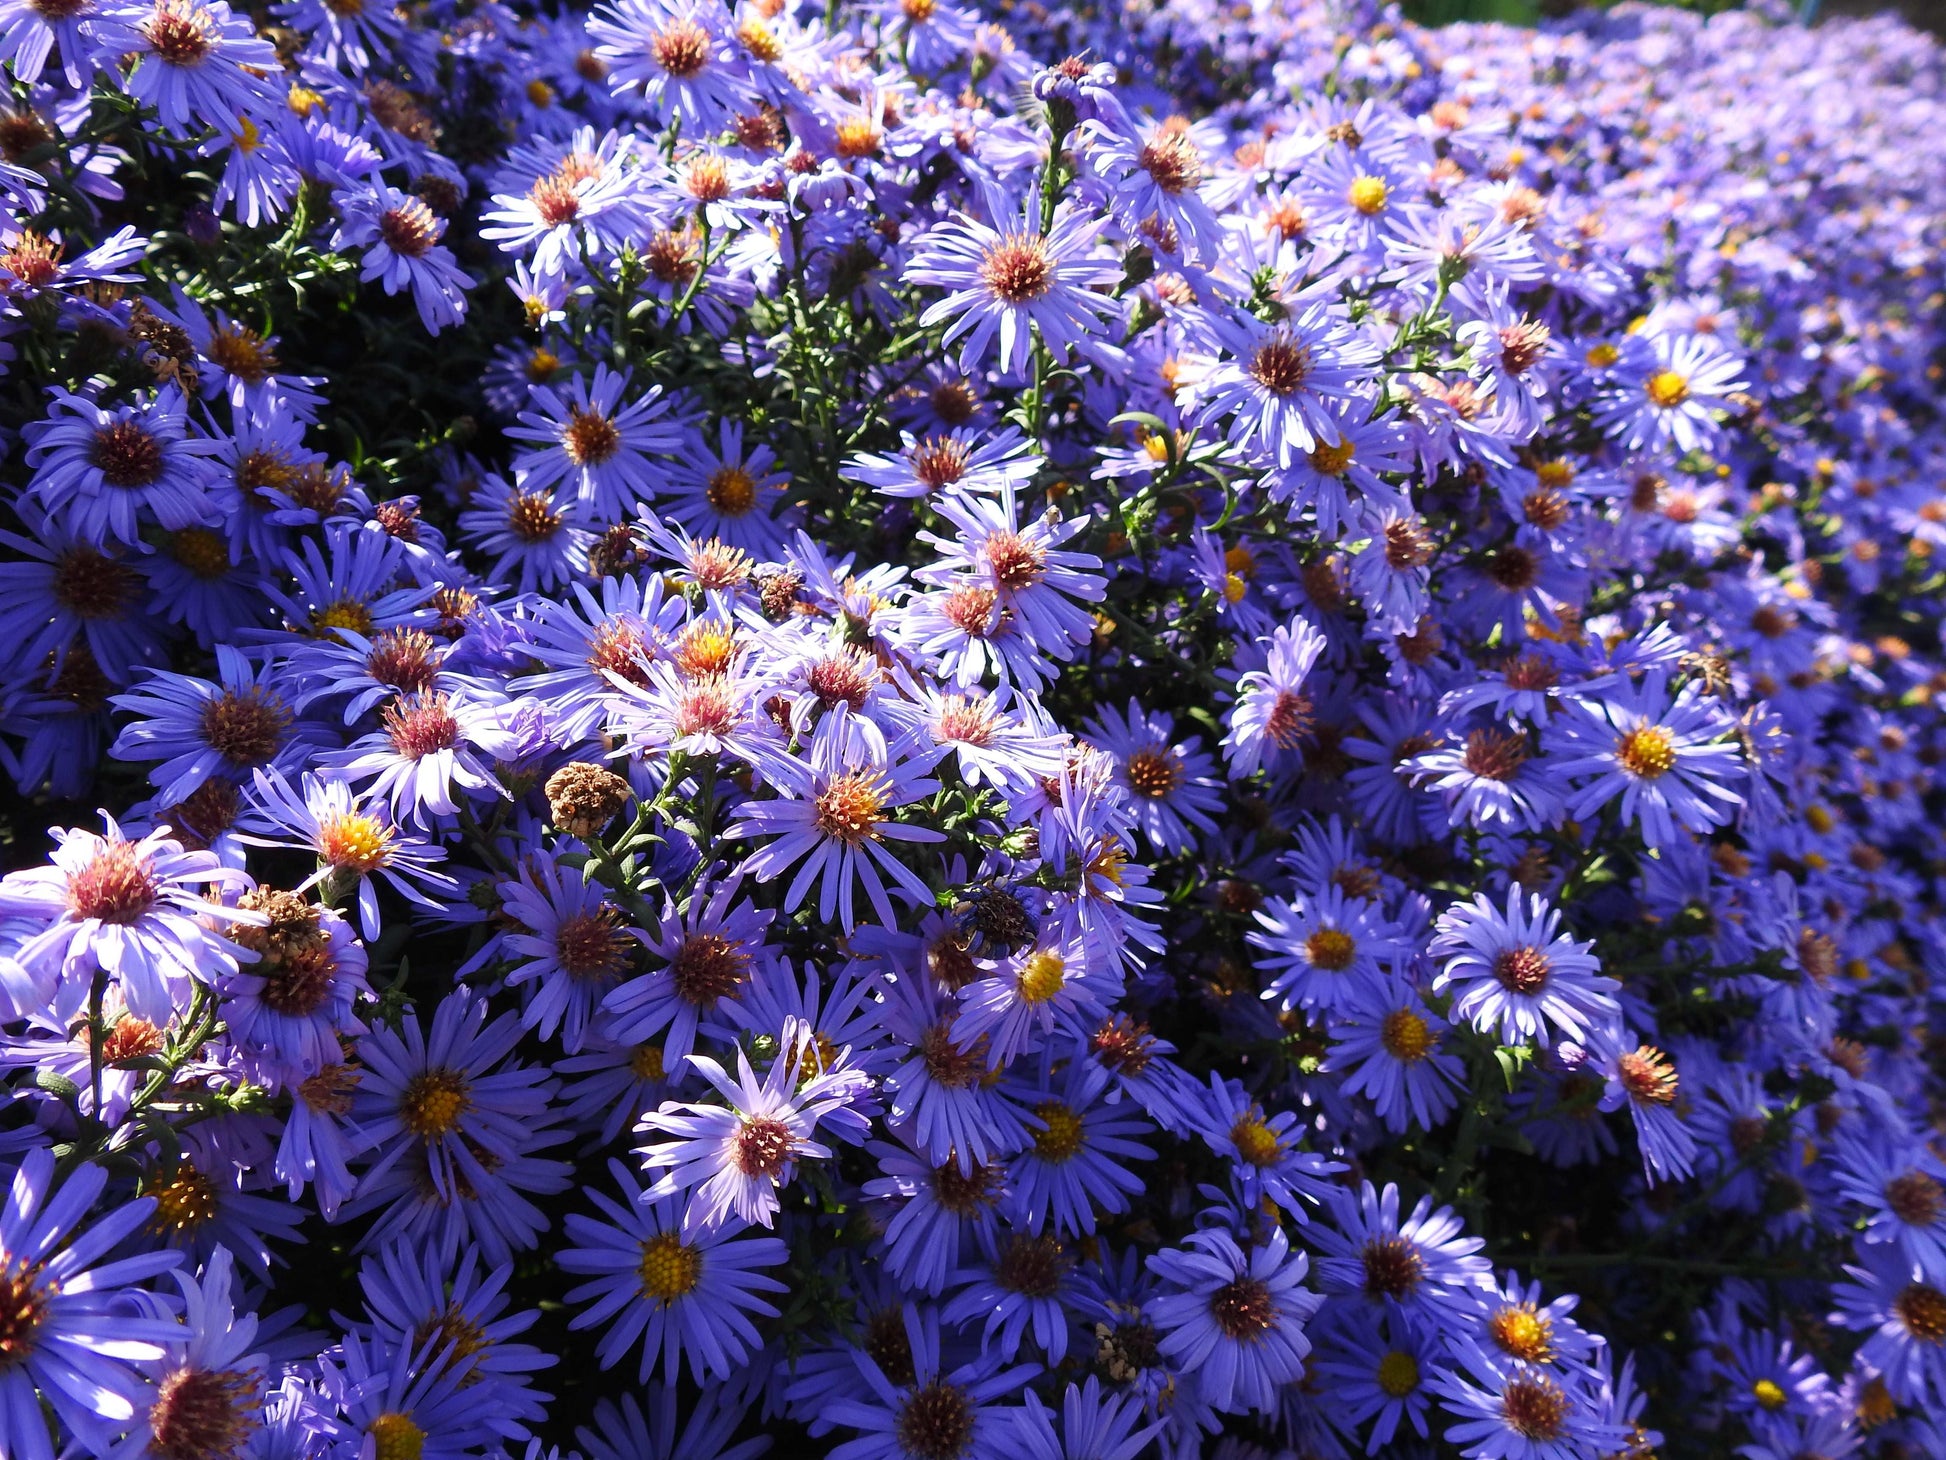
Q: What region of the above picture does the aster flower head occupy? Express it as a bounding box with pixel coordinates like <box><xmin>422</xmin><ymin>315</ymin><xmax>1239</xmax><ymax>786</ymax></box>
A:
<box><xmin>601</xmin><ymin>871</ymin><xmax>774</xmax><ymax>1073</ymax></box>
<box><xmin>588</xmin><ymin>0</ymin><xmax>753</xmax><ymax>132</ymax></box>
<box><xmin>639</xmin><ymin>1018</ymin><xmax>869</xmax><ymax>1233</ymax></box>
<box><xmin>1178</xmin><ymin>304</ymin><xmax>1384</xmax><ymax>469</ymax></box>
<box><xmin>90</xmin><ymin>0</ymin><xmax>283</xmax><ymax>134</ymax></box>
<box><xmin>1549</xmin><ymin>671</ymin><xmax>1746</xmax><ymax>850</ymax></box>
<box><xmin>331</xmin><ymin>181</ymin><xmax>473</xmax><ymax>334</ymax></box>
<box><xmin>558</xmin><ymin>1157</ymin><xmax>786</xmax><ymax>1384</ymax></box>
<box><xmin>1430</xmin><ymin>885</ymin><xmax>1621</xmax><ymax>1048</ymax></box>
<box><xmin>906</xmin><ymin>196</ymin><xmax>1121</xmax><ymax>378</ymax></box>
<box><xmin>1222</xmin><ymin>615</ymin><xmax>1326</xmax><ymax>779</ymax></box>
<box><xmin>23</xmin><ymin>384</ymin><xmax>219</xmax><ymax>548</ymax></box>
<box><xmin>0</xmin><ymin>1148</ymin><xmax>185</xmax><ymax>1459</ymax></box>
<box><xmin>726</xmin><ymin>705</ymin><xmax>946</xmax><ymax>932</ymax></box>
<box><xmin>237</xmin><ymin>768</ymin><xmax>458</xmax><ymax>940</ymax></box>
<box><xmin>1313</xmin><ymin>1181</ymin><xmax>1493</xmax><ymax>1316</ymax></box>
<box><xmin>1146</xmin><ymin>1221</ymin><xmax>1321</xmax><ymax>1415</ymax></box>
<box><xmin>0</xmin><ymin>812</ymin><xmax>257</xmax><ymax>1022</ymax></box>
<box><xmin>507</xmin><ymin>364</ymin><xmax>686</xmax><ymax>523</ymax></box>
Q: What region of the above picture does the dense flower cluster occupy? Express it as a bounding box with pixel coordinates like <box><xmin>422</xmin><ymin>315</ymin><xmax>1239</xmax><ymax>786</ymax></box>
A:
<box><xmin>0</xmin><ymin>0</ymin><xmax>1941</xmax><ymax>1452</ymax></box>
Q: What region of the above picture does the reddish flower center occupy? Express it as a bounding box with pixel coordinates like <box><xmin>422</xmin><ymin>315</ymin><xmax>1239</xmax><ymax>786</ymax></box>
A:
<box><xmin>1493</xmin><ymin>944</ymin><xmax>1551</xmax><ymax>995</ymax></box>
<box><xmin>1461</xmin><ymin>728</ymin><xmax>1526</xmax><ymax>782</ymax></box>
<box><xmin>382</xmin><ymin>695</ymin><xmax>460</xmax><ymax>760</ymax></box>
<box><xmin>896</xmin><ymin>1382</ymin><xmax>975</xmax><ymax>1460</ymax></box>
<box><xmin>733</xmin><ymin>1115</ymin><xmax>795</xmax><ymax>1177</ymax></box>
<box><xmin>669</xmin><ymin>932</ymin><xmax>750</xmax><ymax>1006</ymax></box>
<box><xmin>651</xmin><ymin>18</ymin><xmax>711</xmax><ymax>76</ymax></box>
<box><xmin>67</xmin><ymin>840</ymin><xmax>159</xmax><ymax>924</ymax></box>
<box><xmin>1208</xmin><ymin>1276</ymin><xmax>1275</xmax><ymax>1339</ymax></box>
<box><xmin>199</xmin><ymin>687</ymin><xmax>289</xmax><ymax>767</ymax></box>
<box><xmin>148</xmin><ymin>1366</ymin><xmax>259</xmax><ymax>1460</ymax></box>
<box><xmin>378</xmin><ymin>200</ymin><xmax>440</xmax><ymax>259</ymax></box>
<box><xmin>91</xmin><ymin>419</ymin><xmax>165</xmax><ymax>488</ymax></box>
<box><xmin>978</xmin><ymin>234</ymin><xmax>1054</xmax><ymax>304</ymax></box>
<box><xmin>1360</xmin><ymin>1235</ymin><xmax>1425</xmax><ymax>1299</ymax></box>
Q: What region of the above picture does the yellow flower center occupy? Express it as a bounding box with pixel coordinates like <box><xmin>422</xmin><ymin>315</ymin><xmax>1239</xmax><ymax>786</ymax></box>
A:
<box><xmin>1230</xmin><ymin>1114</ymin><xmax>1281</xmax><ymax>1166</ymax></box>
<box><xmin>1377</xmin><ymin>1350</ymin><xmax>1420</xmax><ymax>1397</ymax></box>
<box><xmin>1308</xmin><ymin>437</ymin><xmax>1356</xmax><ymax>475</ymax></box>
<box><xmin>1617</xmin><ymin>725</ymin><xmax>1677</xmax><ymax>780</ymax></box>
<box><xmin>1018</xmin><ymin>950</ymin><xmax>1067</xmax><ymax>1004</ymax></box>
<box><xmin>1032</xmin><ymin>1101</ymin><xmax>1085</xmax><ymax>1163</ymax></box>
<box><xmin>1305</xmin><ymin>927</ymin><xmax>1357</xmax><ymax>971</ymax></box>
<box><xmin>1752</xmin><ymin>1378</ymin><xmax>1787</xmax><ymax>1410</ymax></box>
<box><xmin>1645</xmin><ymin>370</ymin><xmax>1691</xmax><ymax>408</ymax></box>
<box><xmin>398</xmin><ymin>1069</ymin><xmax>471</xmax><ymax>1139</ymax></box>
<box><xmin>1348</xmin><ymin>174</ymin><xmax>1389</xmax><ymax>215</ymax></box>
<box><xmin>638</xmin><ymin>1232</ymin><xmax>702</xmax><ymax>1303</ymax></box>
<box><xmin>368</xmin><ymin>1412</ymin><xmax>425</xmax><ymax>1460</ymax></box>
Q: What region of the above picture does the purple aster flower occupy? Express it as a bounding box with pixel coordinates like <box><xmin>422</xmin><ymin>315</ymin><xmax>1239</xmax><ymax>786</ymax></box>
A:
<box><xmin>1594</xmin><ymin>1037</ymin><xmax>1696</xmax><ymax>1184</ymax></box>
<box><xmin>918</xmin><ymin>484</ymin><xmax>1105</xmax><ymax>676</ymax></box>
<box><xmin>1834</xmin><ymin>1129</ymin><xmax>1946</xmax><ymax>1283</ymax></box>
<box><xmin>0</xmin><ymin>813</ymin><xmax>257</xmax><ymax>1022</ymax></box>
<box><xmin>1312</xmin><ymin>1182</ymin><xmax>1492</xmax><ymax>1317</ymax></box>
<box><xmin>1334</xmin><ymin>992</ymin><xmax>1465</xmax><ymax>1134</ymax></box>
<box><xmin>906</xmin><ymin>197</ymin><xmax>1120</xmax><ymax>378</ymax></box>
<box><xmin>318</xmin><ymin>1331</ymin><xmax>504</xmax><ymax>1460</ymax></box>
<box><xmin>878</xmin><ymin>960</ymin><xmax>1029</xmax><ymax>1173</ymax></box>
<box><xmin>1191</xmin><ymin>1071</ymin><xmax>1341</xmax><ymax>1218</ymax></box>
<box><xmin>1593</xmin><ymin>329</ymin><xmax>1747</xmax><ymax>456</ymax></box>
<box><xmin>863</xmin><ymin>1136</ymin><xmax>1007</xmax><ymax>1296</ymax></box>
<box><xmin>330</xmin><ymin>689</ymin><xmax>513</xmax><ymax>830</ymax></box>
<box><xmin>218</xmin><ymin>894</ymin><xmax>369</xmax><ymax>1081</ymax></box>
<box><xmin>506</xmin><ymin>364</ymin><xmax>686</xmax><ymax>523</ymax></box>
<box><xmin>0</xmin><ymin>511</ymin><xmax>168</xmax><ymax>688</ymax></box>
<box><xmin>0</xmin><ymin>0</ymin><xmax>102</xmax><ymax>84</ymax></box>
<box><xmin>1548</xmin><ymin>671</ymin><xmax>1745</xmax><ymax>849</ymax></box>
<box><xmin>942</xmin><ymin>1228</ymin><xmax>1079</xmax><ymax>1363</ymax></box>
<box><xmin>22</xmin><ymin>385</ymin><xmax>219</xmax><ymax>547</ymax></box>
<box><xmin>126</xmin><ymin>1247</ymin><xmax>268</xmax><ymax>1460</ymax></box>
<box><xmin>576</xmin><ymin>1381</ymin><xmax>771</xmax><ymax>1460</ymax></box>
<box><xmin>352</xmin><ymin>1239</ymin><xmax>555</xmax><ymax>1438</ymax></box>
<box><xmin>821</xmin><ymin>1307</ymin><xmax>1037</xmax><ymax>1460</ymax></box>
<box><xmin>90</xmin><ymin>0</ymin><xmax>282</xmax><ymax>133</ymax></box>
<box><xmin>727</xmin><ymin>705</ymin><xmax>945</xmax><ymax>931</ymax></box>
<box><xmin>558</xmin><ymin>1157</ymin><xmax>786</xmax><ymax>1384</ymax></box>
<box><xmin>1431</xmin><ymin>1344</ymin><xmax>1630</xmax><ymax>1460</ymax></box>
<box><xmin>456</xmin><ymin>475</ymin><xmax>591</xmax><ymax>593</ymax></box>
<box><xmin>348</xmin><ymin>989</ymin><xmax>564</xmax><ymax>1241</ymax></box>
<box><xmin>1009</xmin><ymin>1377</ymin><xmax>1161</xmax><ymax>1460</ymax></box>
<box><xmin>1221</xmin><ymin>616</ymin><xmax>1326</xmax><ymax>778</ymax></box>
<box><xmin>639</xmin><ymin>1020</ymin><xmax>869</xmax><ymax>1232</ymax></box>
<box><xmin>587</xmin><ymin>0</ymin><xmax>752</xmax><ymax>132</ymax></box>
<box><xmin>666</xmin><ymin>419</ymin><xmax>792</xmax><ymax>554</ymax></box>
<box><xmin>1145</xmin><ymin>1223</ymin><xmax>1320</xmax><ymax>1415</ymax></box>
<box><xmin>601</xmin><ymin>870</ymin><xmax>774</xmax><ymax>1073</ymax></box>
<box><xmin>1178</xmin><ymin>305</ymin><xmax>1383</xmax><ymax>468</ymax></box>
<box><xmin>1430</xmin><ymin>885</ymin><xmax>1620</xmax><ymax>1049</ymax></box>
<box><xmin>108</xmin><ymin>645</ymin><xmax>306</xmax><ymax>805</ymax></box>
<box><xmin>1309</xmin><ymin>1306</ymin><xmax>1440</xmax><ymax>1451</ymax></box>
<box><xmin>495</xmin><ymin>856</ymin><xmax>647</xmax><ymax>1053</ymax></box>
<box><xmin>0</xmin><ymin>1148</ymin><xmax>184</xmax><ymax>1460</ymax></box>
<box><xmin>1083</xmin><ymin>699</ymin><xmax>1222</xmax><ymax>855</ymax></box>
<box><xmin>1004</xmin><ymin>1059</ymin><xmax>1152</xmax><ymax>1237</ymax></box>
<box><xmin>845</xmin><ymin>425</ymin><xmax>1041</xmax><ymax>503</ymax></box>
<box><xmin>1405</xmin><ymin>723</ymin><xmax>1564</xmax><ymax>833</ymax></box>
<box><xmin>1832</xmin><ymin>1244</ymin><xmax>1946</xmax><ymax>1410</ymax></box>
<box><xmin>1250</xmin><ymin>884</ymin><xmax>1407</xmax><ymax>1015</ymax></box>
<box><xmin>238</xmin><ymin>768</ymin><xmax>458</xmax><ymax>940</ymax></box>
<box><xmin>331</xmin><ymin>183</ymin><xmax>473</xmax><ymax>335</ymax></box>
<box><xmin>1080</xmin><ymin>114</ymin><xmax>1225</xmax><ymax>262</ymax></box>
